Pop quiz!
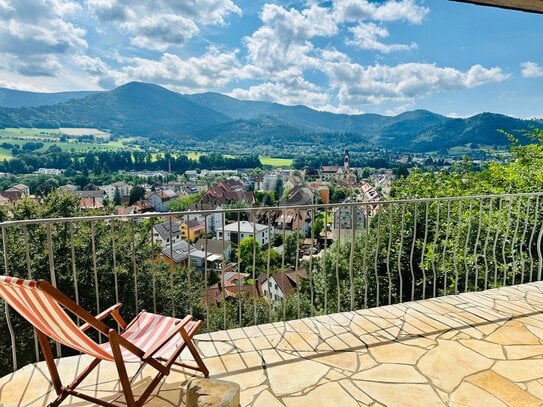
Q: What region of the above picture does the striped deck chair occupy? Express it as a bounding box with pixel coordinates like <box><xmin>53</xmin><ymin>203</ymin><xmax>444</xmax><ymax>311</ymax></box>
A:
<box><xmin>0</xmin><ymin>276</ymin><xmax>209</xmax><ymax>407</ymax></box>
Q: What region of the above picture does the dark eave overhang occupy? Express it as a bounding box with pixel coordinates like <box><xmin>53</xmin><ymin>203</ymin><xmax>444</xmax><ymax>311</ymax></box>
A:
<box><xmin>451</xmin><ymin>0</ymin><xmax>543</xmax><ymax>14</ymax></box>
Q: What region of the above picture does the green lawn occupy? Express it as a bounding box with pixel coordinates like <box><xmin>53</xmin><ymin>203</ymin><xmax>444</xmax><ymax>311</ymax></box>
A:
<box><xmin>260</xmin><ymin>156</ymin><xmax>293</xmax><ymax>168</ymax></box>
<box><xmin>0</xmin><ymin>129</ymin><xmax>295</xmax><ymax>168</ymax></box>
<box><xmin>0</xmin><ymin>127</ymin><xmax>126</xmax><ymax>158</ymax></box>
<box><xmin>184</xmin><ymin>152</ymin><xmax>235</xmax><ymax>160</ymax></box>
<box><xmin>0</xmin><ymin>127</ymin><xmax>108</xmax><ymax>138</ymax></box>
<box><xmin>184</xmin><ymin>152</ymin><xmax>202</xmax><ymax>160</ymax></box>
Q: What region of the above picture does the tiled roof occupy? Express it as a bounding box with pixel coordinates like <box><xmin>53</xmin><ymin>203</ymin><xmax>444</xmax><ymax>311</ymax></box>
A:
<box><xmin>79</xmin><ymin>197</ymin><xmax>104</xmax><ymax>210</ymax></box>
<box><xmin>153</xmin><ymin>221</ymin><xmax>181</xmax><ymax>240</ymax></box>
<box><xmin>194</xmin><ymin>239</ymin><xmax>231</xmax><ymax>255</ymax></box>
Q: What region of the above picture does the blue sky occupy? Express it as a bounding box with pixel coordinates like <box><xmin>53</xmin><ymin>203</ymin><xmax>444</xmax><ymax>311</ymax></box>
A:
<box><xmin>0</xmin><ymin>0</ymin><xmax>542</xmax><ymax>118</ymax></box>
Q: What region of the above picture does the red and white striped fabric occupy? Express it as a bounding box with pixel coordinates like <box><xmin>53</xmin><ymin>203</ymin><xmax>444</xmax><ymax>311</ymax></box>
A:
<box><xmin>0</xmin><ymin>276</ymin><xmax>195</xmax><ymax>363</ymax></box>
<box><xmin>99</xmin><ymin>312</ymin><xmax>198</xmax><ymax>362</ymax></box>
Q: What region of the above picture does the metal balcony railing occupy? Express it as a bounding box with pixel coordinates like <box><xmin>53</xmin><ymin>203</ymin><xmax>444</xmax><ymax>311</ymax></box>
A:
<box><xmin>1</xmin><ymin>192</ymin><xmax>542</xmax><ymax>376</ymax></box>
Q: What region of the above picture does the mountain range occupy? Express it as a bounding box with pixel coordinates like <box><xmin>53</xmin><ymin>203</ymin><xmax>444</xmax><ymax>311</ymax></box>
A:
<box><xmin>0</xmin><ymin>82</ymin><xmax>539</xmax><ymax>153</ymax></box>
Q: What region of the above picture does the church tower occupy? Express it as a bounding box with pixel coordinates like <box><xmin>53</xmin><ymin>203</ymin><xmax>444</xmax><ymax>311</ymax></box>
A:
<box><xmin>343</xmin><ymin>149</ymin><xmax>350</xmax><ymax>172</ymax></box>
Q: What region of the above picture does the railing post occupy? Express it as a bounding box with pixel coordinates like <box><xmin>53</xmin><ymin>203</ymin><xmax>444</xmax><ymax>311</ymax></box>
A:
<box><xmin>2</xmin><ymin>225</ymin><xmax>17</xmax><ymax>371</ymax></box>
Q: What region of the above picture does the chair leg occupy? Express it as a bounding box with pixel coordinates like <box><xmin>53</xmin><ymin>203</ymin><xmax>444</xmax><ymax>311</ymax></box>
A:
<box><xmin>179</xmin><ymin>326</ymin><xmax>209</xmax><ymax>377</ymax></box>
<box><xmin>37</xmin><ymin>329</ymin><xmax>118</xmax><ymax>407</ymax></box>
<box><xmin>109</xmin><ymin>330</ymin><xmax>136</xmax><ymax>407</ymax></box>
<box><xmin>36</xmin><ymin>330</ymin><xmax>64</xmax><ymax>398</ymax></box>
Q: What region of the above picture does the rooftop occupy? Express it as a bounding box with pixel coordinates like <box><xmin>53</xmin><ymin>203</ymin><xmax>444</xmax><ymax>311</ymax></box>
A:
<box><xmin>223</xmin><ymin>221</ymin><xmax>269</xmax><ymax>233</ymax></box>
<box><xmin>3</xmin><ymin>282</ymin><xmax>543</xmax><ymax>406</ymax></box>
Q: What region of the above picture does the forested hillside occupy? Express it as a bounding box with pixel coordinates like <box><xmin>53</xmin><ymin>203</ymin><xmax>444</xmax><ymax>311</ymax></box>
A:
<box><xmin>0</xmin><ymin>82</ymin><xmax>539</xmax><ymax>153</ymax></box>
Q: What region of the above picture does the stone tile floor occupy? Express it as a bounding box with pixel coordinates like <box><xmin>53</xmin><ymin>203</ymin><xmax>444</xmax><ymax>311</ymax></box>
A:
<box><xmin>3</xmin><ymin>282</ymin><xmax>543</xmax><ymax>406</ymax></box>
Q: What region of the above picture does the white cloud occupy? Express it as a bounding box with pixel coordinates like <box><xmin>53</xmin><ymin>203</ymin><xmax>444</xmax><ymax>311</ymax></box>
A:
<box><xmin>348</xmin><ymin>23</ymin><xmax>416</xmax><ymax>53</ymax></box>
<box><xmin>521</xmin><ymin>61</ymin><xmax>543</xmax><ymax>78</ymax></box>
<box><xmin>120</xmin><ymin>48</ymin><xmax>249</xmax><ymax>93</ymax></box>
<box><xmin>126</xmin><ymin>15</ymin><xmax>198</xmax><ymax>51</ymax></box>
<box><xmin>320</xmin><ymin>48</ymin><xmax>350</xmax><ymax>63</ymax></box>
<box><xmin>88</xmin><ymin>0</ymin><xmax>240</xmax><ymax>50</ymax></box>
<box><xmin>245</xmin><ymin>3</ymin><xmax>336</xmax><ymax>71</ymax></box>
<box><xmin>326</xmin><ymin>62</ymin><xmax>510</xmax><ymax>105</ymax></box>
<box><xmin>75</xmin><ymin>55</ymin><xmax>124</xmax><ymax>88</ymax></box>
<box><xmin>334</xmin><ymin>0</ymin><xmax>429</xmax><ymax>24</ymax></box>
<box><xmin>229</xmin><ymin>67</ymin><xmax>328</xmax><ymax>107</ymax></box>
<box><xmin>167</xmin><ymin>0</ymin><xmax>242</xmax><ymax>25</ymax></box>
<box><xmin>0</xmin><ymin>0</ymin><xmax>516</xmax><ymax>117</ymax></box>
<box><xmin>314</xmin><ymin>104</ymin><xmax>364</xmax><ymax>115</ymax></box>
<box><xmin>0</xmin><ymin>0</ymin><xmax>87</xmax><ymax>76</ymax></box>
<box><xmin>0</xmin><ymin>78</ymin><xmax>48</xmax><ymax>92</ymax></box>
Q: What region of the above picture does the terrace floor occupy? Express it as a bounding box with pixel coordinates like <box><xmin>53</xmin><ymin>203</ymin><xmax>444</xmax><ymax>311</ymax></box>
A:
<box><xmin>3</xmin><ymin>283</ymin><xmax>543</xmax><ymax>406</ymax></box>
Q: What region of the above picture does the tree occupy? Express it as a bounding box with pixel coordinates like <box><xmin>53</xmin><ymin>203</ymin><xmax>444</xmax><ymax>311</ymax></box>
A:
<box><xmin>43</xmin><ymin>189</ymin><xmax>80</xmax><ymax>218</ymax></box>
<box><xmin>36</xmin><ymin>178</ymin><xmax>59</xmax><ymax>197</ymax></box>
<box><xmin>237</xmin><ymin>237</ymin><xmax>263</xmax><ymax>273</ymax></box>
<box><xmin>331</xmin><ymin>188</ymin><xmax>349</xmax><ymax>203</ymax></box>
<box><xmin>113</xmin><ymin>187</ymin><xmax>122</xmax><ymax>206</ymax></box>
<box><xmin>166</xmin><ymin>192</ymin><xmax>203</xmax><ymax>212</ymax></box>
<box><xmin>274</xmin><ymin>179</ymin><xmax>284</xmax><ymax>199</ymax></box>
<box><xmin>128</xmin><ymin>185</ymin><xmax>146</xmax><ymax>205</ymax></box>
<box><xmin>311</xmin><ymin>216</ymin><xmax>324</xmax><ymax>239</ymax></box>
<box><xmin>284</xmin><ymin>232</ymin><xmax>302</xmax><ymax>266</ymax></box>
<box><xmin>393</xmin><ymin>164</ymin><xmax>409</xmax><ymax>179</ymax></box>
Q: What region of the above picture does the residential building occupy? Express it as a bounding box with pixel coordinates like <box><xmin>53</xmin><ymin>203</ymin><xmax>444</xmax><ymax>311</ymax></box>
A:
<box><xmin>102</xmin><ymin>181</ymin><xmax>130</xmax><ymax>201</ymax></box>
<box><xmin>1</xmin><ymin>183</ymin><xmax>30</xmax><ymax>203</ymax></box>
<box><xmin>73</xmin><ymin>190</ymin><xmax>106</xmax><ymax>203</ymax></box>
<box><xmin>162</xmin><ymin>240</ymin><xmax>223</xmax><ymax>271</ymax></box>
<box><xmin>188</xmin><ymin>203</ymin><xmax>224</xmax><ymax>233</ymax></box>
<box><xmin>279</xmin><ymin>185</ymin><xmax>315</xmax><ymax>206</ymax></box>
<box><xmin>36</xmin><ymin>168</ymin><xmax>62</xmax><ymax>176</ymax></box>
<box><xmin>146</xmin><ymin>190</ymin><xmax>177</xmax><ymax>212</ymax></box>
<box><xmin>360</xmin><ymin>182</ymin><xmax>382</xmax><ymax>203</ymax></box>
<box><xmin>113</xmin><ymin>206</ymin><xmax>136</xmax><ymax>217</ymax></box>
<box><xmin>333</xmin><ymin>199</ymin><xmax>366</xmax><ymax>230</ymax></box>
<box><xmin>263</xmin><ymin>173</ymin><xmax>278</xmax><ymax>191</ymax></box>
<box><xmin>153</xmin><ymin>221</ymin><xmax>181</xmax><ymax>248</ymax></box>
<box><xmin>79</xmin><ymin>197</ymin><xmax>105</xmax><ymax>211</ymax></box>
<box><xmin>8</xmin><ymin>183</ymin><xmax>30</xmax><ymax>196</ymax></box>
<box><xmin>275</xmin><ymin>208</ymin><xmax>308</xmax><ymax>231</ymax></box>
<box><xmin>193</xmin><ymin>238</ymin><xmax>232</xmax><ymax>264</ymax></box>
<box><xmin>320</xmin><ymin>166</ymin><xmax>342</xmax><ymax>181</ymax></box>
<box><xmin>132</xmin><ymin>199</ymin><xmax>155</xmax><ymax>214</ymax></box>
<box><xmin>161</xmin><ymin>240</ymin><xmax>191</xmax><ymax>268</ymax></box>
<box><xmin>180</xmin><ymin>218</ymin><xmax>204</xmax><ymax>242</ymax></box>
<box><xmin>258</xmin><ymin>268</ymin><xmax>307</xmax><ymax>302</ymax></box>
<box><xmin>206</xmin><ymin>268</ymin><xmax>258</xmax><ymax>306</ymax></box>
<box><xmin>201</xmin><ymin>178</ymin><xmax>254</xmax><ymax>206</ymax></box>
<box><xmin>217</xmin><ymin>221</ymin><xmax>274</xmax><ymax>247</ymax></box>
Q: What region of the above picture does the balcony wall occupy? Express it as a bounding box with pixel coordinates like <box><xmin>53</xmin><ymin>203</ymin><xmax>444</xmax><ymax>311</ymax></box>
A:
<box><xmin>2</xmin><ymin>282</ymin><xmax>543</xmax><ymax>405</ymax></box>
<box><xmin>0</xmin><ymin>192</ymin><xmax>542</xmax><ymax>378</ymax></box>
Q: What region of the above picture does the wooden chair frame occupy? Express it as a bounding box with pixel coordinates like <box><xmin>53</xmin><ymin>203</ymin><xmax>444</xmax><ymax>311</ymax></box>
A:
<box><xmin>4</xmin><ymin>278</ymin><xmax>209</xmax><ymax>407</ymax></box>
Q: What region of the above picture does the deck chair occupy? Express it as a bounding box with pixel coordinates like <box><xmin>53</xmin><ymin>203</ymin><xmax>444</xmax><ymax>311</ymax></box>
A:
<box><xmin>0</xmin><ymin>276</ymin><xmax>209</xmax><ymax>407</ymax></box>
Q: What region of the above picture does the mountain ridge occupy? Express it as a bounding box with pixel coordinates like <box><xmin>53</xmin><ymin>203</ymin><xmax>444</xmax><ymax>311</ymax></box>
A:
<box><xmin>0</xmin><ymin>81</ymin><xmax>539</xmax><ymax>152</ymax></box>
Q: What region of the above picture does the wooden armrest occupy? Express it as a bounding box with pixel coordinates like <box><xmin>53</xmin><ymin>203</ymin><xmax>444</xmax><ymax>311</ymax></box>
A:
<box><xmin>142</xmin><ymin>315</ymin><xmax>193</xmax><ymax>359</ymax></box>
<box><xmin>81</xmin><ymin>303</ymin><xmax>126</xmax><ymax>332</ymax></box>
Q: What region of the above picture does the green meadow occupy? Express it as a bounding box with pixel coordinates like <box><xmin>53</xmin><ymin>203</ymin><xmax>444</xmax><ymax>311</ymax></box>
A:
<box><xmin>0</xmin><ymin>129</ymin><xmax>294</xmax><ymax>169</ymax></box>
<box><xmin>259</xmin><ymin>156</ymin><xmax>293</xmax><ymax>168</ymax></box>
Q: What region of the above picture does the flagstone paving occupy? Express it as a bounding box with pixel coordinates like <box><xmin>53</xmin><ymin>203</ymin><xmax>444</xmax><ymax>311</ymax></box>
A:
<box><xmin>3</xmin><ymin>282</ymin><xmax>543</xmax><ymax>406</ymax></box>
